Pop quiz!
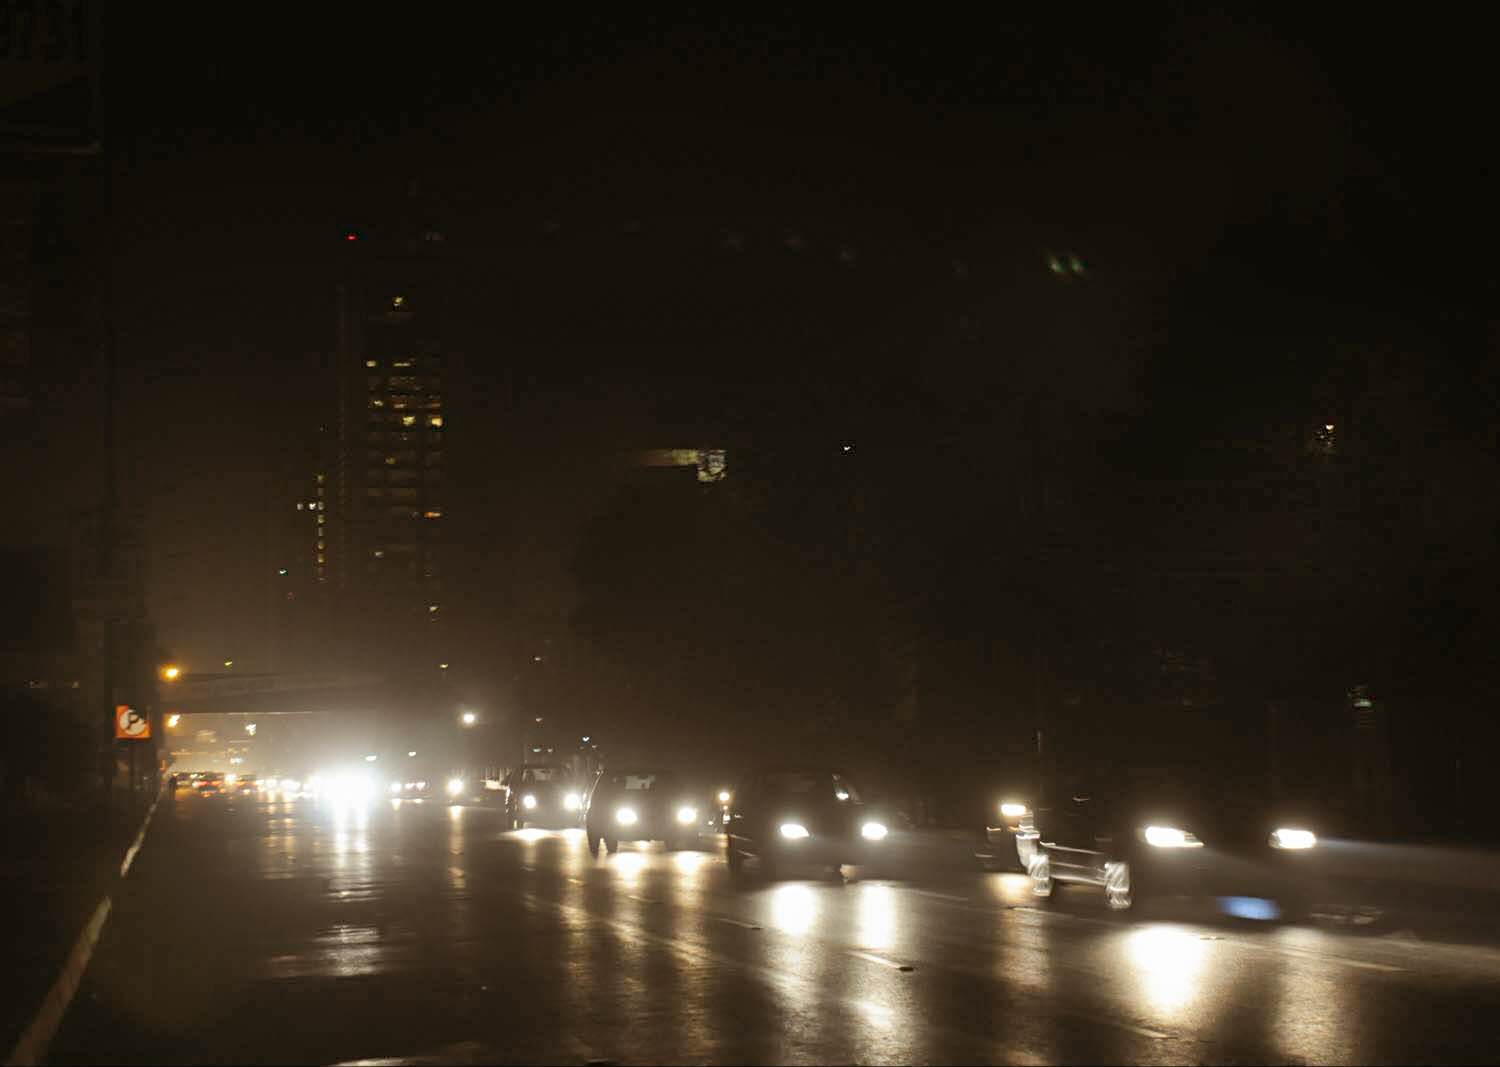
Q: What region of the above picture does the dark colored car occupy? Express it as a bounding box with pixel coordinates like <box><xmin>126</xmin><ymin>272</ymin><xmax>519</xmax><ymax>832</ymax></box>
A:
<box><xmin>195</xmin><ymin>772</ymin><xmax>226</xmax><ymax>797</ymax></box>
<box><xmin>504</xmin><ymin>763</ymin><xmax>581</xmax><ymax>829</ymax></box>
<box><xmin>584</xmin><ymin>769</ymin><xmax>702</xmax><ymax>854</ymax></box>
<box><xmin>232</xmin><ymin>774</ymin><xmax>258</xmax><ymax>796</ymax></box>
<box><xmin>1028</xmin><ymin>780</ymin><xmax>1323</xmax><ymax>917</ymax></box>
<box><xmin>726</xmin><ymin>769</ymin><xmax>895</xmax><ymax>877</ymax></box>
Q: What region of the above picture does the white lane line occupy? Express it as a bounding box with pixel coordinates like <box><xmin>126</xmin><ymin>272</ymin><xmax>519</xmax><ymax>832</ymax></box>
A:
<box><xmin>848</xmin><ymin>950</ymin><xmax>915</xmax><ymax>972</ymax></box>
<box><xmin>626</xmin><ymin>893</ymin><xmax>658</xmax><ymax>904</ymax></box>
<box><xmin>119</xmin><ymin>791</ymin><xmax>162</xmax><ymax>878</ymax></box>
<box><xmin>567</xmin><ymin>877</ymin><xmax>585</xmax><ymax>886</ymax></box>
<box><xmin>448</xmin><ymin>867</ymin><xmax>465</xmax><ymax>880</ymax></box>
<box><xmin>5</xmin><ymin>896</ymin><xmax>112</xmax><ymax>1067</ymax></box>
<box><xmin>911</xmin><ymin>889</ymin><xmax>970</xmax><ymax>904</ymax></box>
<box><xmin>711</xmin><ymin>916</ymin><xmax>762</xmax><ymax>930</ymax></box>
<box><xmin>1069</xmin><ymin>1011</ymin><xmax>1170</xmax><ymax>1041</ymax></box>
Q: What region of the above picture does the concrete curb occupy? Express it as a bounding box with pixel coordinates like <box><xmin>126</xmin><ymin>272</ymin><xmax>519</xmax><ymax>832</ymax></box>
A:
<box><xmin>4</xmin><ymin>790</ymin><xmax>160</xmax><ymax>1067</ymax></box>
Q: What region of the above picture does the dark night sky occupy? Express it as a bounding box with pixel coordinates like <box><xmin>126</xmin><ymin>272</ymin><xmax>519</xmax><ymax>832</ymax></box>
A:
<box><xmin>102</xmin><ymin>10</ymin><xmax>1491</xmax><ymax>679</ymax></box>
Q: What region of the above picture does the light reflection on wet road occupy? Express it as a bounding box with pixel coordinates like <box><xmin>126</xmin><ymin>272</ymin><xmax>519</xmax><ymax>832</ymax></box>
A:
<box><xmin>47</xmin><ymin>791</ymin><xmax>1500</xmax><ymax>1065</ymax></box>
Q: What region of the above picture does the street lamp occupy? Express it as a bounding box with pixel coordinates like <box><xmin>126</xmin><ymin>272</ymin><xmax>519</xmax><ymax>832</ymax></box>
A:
<box><xmin>167</xmin><ymin>714</ymin><xmax>181</xmax><ymax>728</ymax></box>
<box><xmin>461</xmin><ymin>711</ymin><xmax>477</xmax><ymax>726</ymax></box>
<box><xmin>160</xmin><ymin>665</ymin><xmax>181</xmax><ymax>682</ymax></box>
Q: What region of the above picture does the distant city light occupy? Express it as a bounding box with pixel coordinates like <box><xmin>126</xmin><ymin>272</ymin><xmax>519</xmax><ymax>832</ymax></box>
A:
<box><xmin>461</xmin><ymin>711</ymin><xmax>477</xmax><ymax>726</ymax></box>
<box><xmin>277</xmin><ymin>567</ymin><xmax>288</xmax><ymax>576</ymax></box>
<box><xmin>408</xmin><ymin>750</ymin><xmax>417</xmax><ymax>757</ymax></box>
<box><xmin>167</xmin><ymin>714</ymin><xmax>181</xmax><ymax>728</ymax></box>
<box><xmin>245</xmin><ymin>722</ymin><xmax>257</xmax><ymax>736</ymax></box>
<box><xmin>365</xmin><ymin>754</ymin><xmax>378</xmax><ymax>762</ymax></box>
<box><xmin>160</xmin><ymin>665</ymin><xmax>181</xmax><ymax>682</ymax></box>
<box><xmin>224</xmin><ymin>660</ymin><xmax>233</xmax><ymax>668</ymax></box>
<box><xmin>439</xmin><ymin>662</ymin><xmax>449</xmax><ymax>670</ymax></box>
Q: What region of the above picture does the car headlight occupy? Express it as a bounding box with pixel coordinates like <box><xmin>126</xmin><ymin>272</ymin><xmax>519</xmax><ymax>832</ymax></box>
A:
<box><xmin>522</xmin><ymin>793</ymin><xmax>538</xmax><ymax>810</ymax></box>
<box><xmin>1270</xmin><ymin>828</ymin><xmax>1317</xmax><ymax>850</ymax></box>
<box><xmin>779</xmin><ymin>822</ymin><xmax>810</xmax><ymax>839</ymax></box>
<box><xmin>1143</xmin><ymin>825</ymin><xmax>1203</xmax><ymax>849</ymax></box>
<box><xmin>676</xmin><ymin>806</ymin><xmax>698</xmax><ymax>825</ymax></box>
<box><xmin>616</xmin><ymin>806</ymin><xmax>638</xmax><ymax>825</ymax></box>
<box><xmin>1000</xmin><ymin>802</ymin><xmax>1028</xmax><ymax>819</ymax></box>
<box><xmin>416</xmin><ymin>780</ymin><xmax>427</xmax><ymax>791</ymax></box>
<box><xmin>564</xmin><ymin>793</ymin><xmax>581</xmax><ymax>811</ymax></box>
<box><xmin>861</xmin><ymin>820</ymin><xmax>888</xmax><ymax>841</ymax></box>
<box><xmin>389</xmin><ymin>781</ymin><xmax>403</xmax><ymax>795</ymax></box>
<box><xmin>225</xmin><ymin>774</ymin><xmax>237</xmax><ymax>785</ymax></box>
<box><xmin>446</xmin><ymin>778</ymin><xmax>464</xmax><ymax>797</ymax></box>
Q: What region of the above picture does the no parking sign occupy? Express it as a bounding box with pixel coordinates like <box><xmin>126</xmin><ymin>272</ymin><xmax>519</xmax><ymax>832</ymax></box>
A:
<box><xmin>114</xmin><ymin>704</ymin><xmax>150</xmax><ymax>740</ymax></box>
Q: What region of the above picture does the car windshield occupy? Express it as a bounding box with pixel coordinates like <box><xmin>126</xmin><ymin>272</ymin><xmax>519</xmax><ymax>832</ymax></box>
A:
<box><xmin>525</xmin><ymin>767</ymin><xmax>563</xmax><ymax>782</ymax></box>
<box><xmin>614</xmin><ymin>773</ymin><xmax>676</xmax><ymax>791</ymax></box>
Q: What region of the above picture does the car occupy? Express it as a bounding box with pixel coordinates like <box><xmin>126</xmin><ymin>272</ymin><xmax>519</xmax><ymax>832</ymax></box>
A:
<box><xmin>725</xmin><ymin>769</ymin><xmax>895</xmax><ymax>878</ymax></box>
<box><xmin>231</xmin><ymin>774</ymin><xmax>258</xmax><ymax>796</ymax></box>
<box><xmin>195</xmin><ymin>772</ymin><xmax>226</xmax><ymax>797</ymax></box>
<box><xmin>386</xmin><ymin>777</ymin><xmax>433</xmax><ymax>801</ymax></box>
<box><xmin>1026</xmin><ymin>780</ymin><xmax>1324</xmax><ymax>918</ymax></box>
<box><xmin>504</xmin><ymin>763</ymin><xmax>581</xmax><ymax>829</ymax></box>
<box><xmin>976</xmin><ymin>794</ymin><xmax>1039</xmax><ymax>871</ymax></box>
<box><xmin>583</xmin><ymin>769</ymin><xmax>703</xmax><ymax>854</ymax></box>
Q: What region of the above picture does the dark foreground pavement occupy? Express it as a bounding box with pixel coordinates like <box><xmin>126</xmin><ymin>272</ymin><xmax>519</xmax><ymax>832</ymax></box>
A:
<box><xmin>46</xmin><ymin>790</ymin><xmax>1500</xmax><ymax>1065</ymax></box>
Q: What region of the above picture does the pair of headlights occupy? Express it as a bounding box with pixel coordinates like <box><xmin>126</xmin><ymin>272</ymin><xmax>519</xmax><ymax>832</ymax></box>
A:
<box><xmin>777</xmin><ymin>820</ymin><xmax>888</xmax><ymax>841</ymax></box>
<box><xmin>1140</xmin><ymin>825</ymin><xmax>1318</xmax><ymax>850</ymax></box>
<box><xmin>610</xmin><ymin>805</ymin><xmax>699</xmax><ymax>825</ymax></box>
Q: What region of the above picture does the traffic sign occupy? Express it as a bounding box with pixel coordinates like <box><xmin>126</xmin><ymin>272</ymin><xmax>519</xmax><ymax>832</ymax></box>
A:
<box><xmin>114</xmin><ymin>704</ymin><xmax>150</xmax><ymax>740</ymax></box>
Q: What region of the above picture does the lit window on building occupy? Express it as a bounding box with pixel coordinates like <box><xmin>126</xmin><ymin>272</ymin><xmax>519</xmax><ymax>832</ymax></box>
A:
<box><xmin>365</xmin><ymin>359</ymin><xmax>379</xmax><ymax>368</ymax></box>
<box><xmin>390</xmin><ymin>397</ymin><xmax>410</xmax><ymax>410</ymax></box>
<box><xmin>424</xmin><ymin>509</ymin><xmax>443</xmax><ymax>519</ymax></box>
<box><xmin>370</xmin><ymin>398</ymin><xmax>385</xmax><ymax>408</ymax></box>
<box><xmin>317</xmin><ymin>515</ymin><xmax>326</xmax><ymax>525</ymax></box>
<box><xmin>428</xmin><ymin>604</ymin><xmax>439</xmax><ymax>613</ymax></box>
<box><xmin>1314</xmin><ymin>421</ymin><xmax>1338</xmax><ymax>454</ymax></box>
<box><xmin>429</xmin><ymin>415</ymin><xmax>444</xmax><ymax>428</ymax></box>
<box><xmin>401</xmin><ymin>415</ymin><xmax>417</xmax><ymax>427</ymax></box>
<box><xmin>296</xmin><ymin>502</ymin><xmax>304</xmax><ymax>511</ymax></box>
<box><xmin>393</xmin><ymin>359</ymin><xmax>414</xmax><ymax>369</ymax></box>
<box><xmin>373</xmin><ymin>550</ymin><xmax>385</xmax><ymax>559</ymax></box>
<box><xmin>385</xmin><ymin>456</ymin><xmax>398</xmax><ymax>466</ymax></box>
<box><xmin>317</xmin><ymin>554</ymin><xmax>326</xmax><ymax>564</ymax></box>
<box><xmin>316</xmin><ymin>541</ymin><xmax>325</xmax><ymax>551</ymax></box>
<box><xmin>392</xmin><ymin>295</ymin><xmax>406</xmax><ymax>309</ymax></box>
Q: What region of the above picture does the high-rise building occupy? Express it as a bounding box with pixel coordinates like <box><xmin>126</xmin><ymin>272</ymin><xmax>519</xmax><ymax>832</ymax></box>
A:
<box><xmin>328</xmin><ymin>215</ymin><xmax>450</xmax><ymax>675</ymax></box>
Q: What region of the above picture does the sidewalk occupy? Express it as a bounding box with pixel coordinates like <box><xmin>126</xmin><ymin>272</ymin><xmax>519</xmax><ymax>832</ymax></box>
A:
<box><xmin>0</xmin><ymin>792</ymin><xmax>154</xmax><ymax>1060</ymax></box>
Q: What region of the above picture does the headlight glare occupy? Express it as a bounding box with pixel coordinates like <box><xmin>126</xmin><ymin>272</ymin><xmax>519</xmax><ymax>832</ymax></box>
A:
<box><xmin>1143</xmin><ymin>825</ymin><xmax>1202</xmax><ymax>849</ymax></box>
<box><xmin>779</xmin><ymin>822</ymin><xmax>810</xmax><ymax>839</ymax></box>
<box><xmin>389</xmin><ymin>781</ymin><xmax>402</xmax><ymax>795</ymax></box>
<box><xmin>445</xmin><ymin>778</ymin><xmax>464</xmax><ymax>797</ymax></box>
<box><xmin>1000</xmin><ymin>802</ymin><xmax>1028</xmax><ymax>818</ymax></box>
<box><xmin>1270</xmin><ymin>827</ymin><xmax>1317</xmax><ymax>850</ymax></box>
<box><xmin>676</xmin><ymin>806</ymin><xmax>697</xmax><ymax>825</ymax></box>
<box><xmin>522</xmin><ymin>793</ymin><xmax>537</xmax><ymax>810</ymax></box>
<box><xmin>861</xmin><ymin>820</ymin><xmax>888</xmax><ymax>841</ymax></box>
<box><xmin>616</xmin><ymin>806</ymin><xmax>638</xmax><ymax>825</ymax></box>
<box><xmin>564</xmin><ymin>792</ymin><xmax>581</xmax><ymax>811</ymax></box>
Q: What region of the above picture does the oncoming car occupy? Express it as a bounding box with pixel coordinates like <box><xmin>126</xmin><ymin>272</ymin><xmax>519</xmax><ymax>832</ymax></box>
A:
<box><xmin>584</xmin><ymin>769</ymin><xmax>701</xmax><ymax>854</ymax></box>
<box><xmin>504</xmin><ymin>763</ymin><xmax>581</xmax><ymax>829</ymax></box>
<box><xmin>1028</xmin><ymin>781</ymin><xmax>1324</xmax><ymax>918</ymax></box>
<box><xmin>725</xmin><ymin>769</ymin><xmax>894</xmax><ymax>878</ymax></box>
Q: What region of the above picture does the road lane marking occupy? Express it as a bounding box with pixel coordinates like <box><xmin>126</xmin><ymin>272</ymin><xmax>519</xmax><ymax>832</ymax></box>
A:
<box><xmin>711</xmin><ymin>916</ymin><xmax>762</xmax><ymax>930</ymax></box>
<box><xmin>567</xmin><ymin>877</ymin><xmax>585</xmax><ymax>885</ymax></box>
<box><xmin>848</xmin><ymin>950</ymin><xmax>915</xmax><ymax>972</ymax></box>
<box><xmin>912</xmin><ymin>889</ymin><xmax>970</xmax><ymax>904</ymax></box>
<box><xmin>5</xmin><ymin>896</ymin><xmax>112</xmax><ymax>1067</ymax></box>
<box><xmin>119</xmin><ymin>791</ymin><xmax>162</xmax><ymax>878</ymax></box>
<box><xmin>448</xmin><ymin>867</ymin><xmax>465</xmax><ymax>880</ymax></box>
<box><xmin>626</xmin><ymin>894</ymin><xmax>658</xmax><ymax>904</ymax></box>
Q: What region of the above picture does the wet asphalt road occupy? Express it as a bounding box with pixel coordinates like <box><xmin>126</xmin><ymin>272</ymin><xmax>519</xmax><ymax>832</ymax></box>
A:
<box><xmin>48</xmin><ymin>789</ymin><xmax>1500</xmax><ymax>1065</ymax></box>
